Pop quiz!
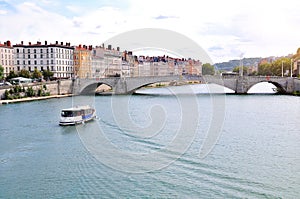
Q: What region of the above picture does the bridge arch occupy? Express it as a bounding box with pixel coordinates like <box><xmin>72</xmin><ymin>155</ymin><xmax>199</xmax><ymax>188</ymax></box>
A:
<box><xmin>246</xmin><ymin>80</ymin><xmax>286</xmax><ymax>94</ymax></box>
<box><xmin>79</xmin><ymin>82</ymin><xmax>113</xmax><ymax>95</ymax></box>
<box><xmin>127</xmin><ymin>80</ymin><xmax>176</xmax><ymax>93</ymax></box>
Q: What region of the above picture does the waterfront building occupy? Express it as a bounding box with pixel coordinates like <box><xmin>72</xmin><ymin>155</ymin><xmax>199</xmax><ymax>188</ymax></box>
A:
<box><xmin>0</xmin><ymin>40</ymin><xmax>14</xmax><ymax>77</ymax></box>
<box><xmin>74</xmin><ymin>45</ymin><xmax>92</xmax><ymax>78</ymax></box>
<box><xmin>103</xmin><ymin>45</ymin><xmax>122</xmax><ymax>77</ymax></box>
<box><xmin>13</xmin><ymin>41</ymin><xmax>74</xmax><ymax>78</ymax></box>
<box><xmin>91</xmin><ymin>44</ymin><xmax>125</xmax><ymax>78</ymax></box>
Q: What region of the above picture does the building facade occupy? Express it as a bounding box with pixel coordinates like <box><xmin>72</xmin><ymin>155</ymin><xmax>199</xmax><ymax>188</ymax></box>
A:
<box><xmin>74</xmin><ymin>45</ymin><xmax>92</xmax><ymax>78</ymax></box>
<box><xmin>13</xmin><ymin>41</ymin><xmax>74</xmax><ymax>79</ymax></box>
<box><xmin>0</xmin><ymin>40</ymin><xmax>14</xmax><ymax>77</ymax></box>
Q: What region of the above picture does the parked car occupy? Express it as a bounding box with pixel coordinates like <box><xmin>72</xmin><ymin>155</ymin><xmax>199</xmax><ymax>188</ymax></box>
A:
<box><xmin>0</xmin><ymin>81</ymin><xmax>13</xmax><ymax>86</ymax></box>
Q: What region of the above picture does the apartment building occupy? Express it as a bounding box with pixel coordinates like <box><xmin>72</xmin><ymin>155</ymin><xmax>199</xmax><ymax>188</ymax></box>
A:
<box><xmin>74</xmin><ymin>45</ymin><xmax>92</xmax><ymax>78</ymax></box>
<box><xmin>0</xmin><ymin>40</ymin><xmax>14</xmax><ymax>77</ymax></box>
<box><xmin>13</xmin><ymin>41</ymin><xmax>74</xmax><ymax>78</ymax></box>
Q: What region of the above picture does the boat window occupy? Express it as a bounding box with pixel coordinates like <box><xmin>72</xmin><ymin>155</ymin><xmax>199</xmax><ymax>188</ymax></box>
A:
<box><xmin>61</xmin><ymin>111</ymin><xmax>73</xmax><ymax>117</ymax></box>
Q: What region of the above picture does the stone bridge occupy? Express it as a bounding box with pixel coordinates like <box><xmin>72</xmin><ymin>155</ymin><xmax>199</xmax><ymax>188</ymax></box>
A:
<box><xmin>73</xmin><ymin>75</ymin><xmax>300</xmax><ymax>95</ymax></box>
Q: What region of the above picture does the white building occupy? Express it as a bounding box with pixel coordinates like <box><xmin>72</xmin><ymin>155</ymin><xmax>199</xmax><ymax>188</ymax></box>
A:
<box><xmin>0</xmin><ymin>40</ymin><xmax>14</xmax><ymax>77</ymax></box>
<box><xmin>91</xmin><ymin>45</ymin><xmax>123</xmax><ymax>78</ymax></box>
<box><xmin>13</xmin><ymin>41</ymin><xmax>74</xmax><ymax>78</ymax></box>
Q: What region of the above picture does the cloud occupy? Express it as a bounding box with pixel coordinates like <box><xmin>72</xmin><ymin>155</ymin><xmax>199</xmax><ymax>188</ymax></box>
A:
<box><xmin>0</xmin><ymin>9</ymin><xmax>7</xmax><ymax>14</ymax></box>
<box><xmin>1</xmin><ymin>0</ymin><xmax>300</xmax><ymax>62</ymax></box>
<box><xmin>154</xmin><ymin>15</ymin><xmax>178</xmax><ymax>20</ymax></box>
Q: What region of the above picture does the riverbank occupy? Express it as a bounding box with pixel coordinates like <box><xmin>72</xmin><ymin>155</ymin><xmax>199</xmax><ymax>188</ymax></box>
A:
<box><xmin>0</xmin><ymin>94</ymin><xmax>73</xmax><ymax>105</ymax></box>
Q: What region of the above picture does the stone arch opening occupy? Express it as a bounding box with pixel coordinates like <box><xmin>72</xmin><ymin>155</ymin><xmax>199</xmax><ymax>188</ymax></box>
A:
<box><xmin>247</xmin><ymin>81</ymin><xmax>286</xmax><ymax>94</ymax></box>
<box><xmin>130</xmin><ymin>81</ymin><xmax>173</xmax><ymax>94</ymax></box>
<box><xmin>80</xmin><ymin>82</ymin><xmax>113</xmax><ymax>95</ymax></box>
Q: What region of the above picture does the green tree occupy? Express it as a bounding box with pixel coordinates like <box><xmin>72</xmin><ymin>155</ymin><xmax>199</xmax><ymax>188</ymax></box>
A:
<box><xmin>0</xmin><ymin>65</ymin><xmax>4</xmax><ymax>81</ymax></box>
<box><xmin>19</xmin><ymin>69</ymin><xmax>30</xmax><ymax>78</ymax></box>
<box><xmin>258</xmin><ymin>62</ymin><xmax>272</xmax><ymax>75</ymax></box>
<box><xmin>42</xmin><ymin>70</ymin><xmax>54</xmax><ymax>80</ymax></box>
<box><xmin>233</xmin><ymin>66</ymin><xmax>248</xmax><ymax>76</ymax></box>
<box><xmin>6</xmin><ymin>70</ymin><xmax>17</xmax><ymax>80</ymax></box>
<box><xmin>31</xmin><ymin>68</ymin><xmax>42</xmax><ymax>79</ymax></box>
<box><xmin>202</xmin><ymin>63</ymin><xmax>215</xmax><ymax>75</ymax></box>
<box><xmin>271</xmin><ymin>57</ymin><xmax>291</xmax><ymax>76</ymax></box>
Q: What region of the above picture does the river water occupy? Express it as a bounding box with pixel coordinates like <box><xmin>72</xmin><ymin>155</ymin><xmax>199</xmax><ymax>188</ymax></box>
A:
<box><xmin>0</xmin><ymin>84</ymin><xmax>299</xmax><ymax>198</ymax></box>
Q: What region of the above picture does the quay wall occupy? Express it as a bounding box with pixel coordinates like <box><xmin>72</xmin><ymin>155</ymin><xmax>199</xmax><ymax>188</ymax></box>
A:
<box><xmin>0</xmin><ymin>80</ymin><xmax>73</xmax><ymax>99</ymax></box>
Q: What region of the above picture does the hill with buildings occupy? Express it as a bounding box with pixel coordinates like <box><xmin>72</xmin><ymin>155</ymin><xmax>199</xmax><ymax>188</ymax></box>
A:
<box><xmin>214</xmin><ymin>58</ymin><xmax>261</xmax><ymax>71</ymax></box>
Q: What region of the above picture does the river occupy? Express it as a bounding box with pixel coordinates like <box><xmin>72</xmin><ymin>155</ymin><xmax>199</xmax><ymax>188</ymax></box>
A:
<box><xmin>0</xmin><ymin>84</ymin><xmax>299</xmax><ymax>198</ymax></box>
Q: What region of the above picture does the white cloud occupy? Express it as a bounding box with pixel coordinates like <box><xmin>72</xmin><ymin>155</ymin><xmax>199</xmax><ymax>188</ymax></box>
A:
<box><xmin>0</xmin><ymin>0</ymin><xmax>300</xmax><ymax>62</ymax></box>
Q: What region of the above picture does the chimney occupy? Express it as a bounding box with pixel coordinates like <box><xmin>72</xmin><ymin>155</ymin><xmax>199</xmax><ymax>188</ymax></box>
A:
<box><xmin>21</xmin><ymin>41</ymin><xmax>23</xmax><ymax>45</ymax></box>
<box><xmin>45</xmin><ymin>40</ymin><xmax>47</xmax><ymax>45</ymax></box>
<box><xmin>79</xmin><ymin>44</ymin><xmax>82</xmax><ymax>48</ymax></box>
<box><xmin>29</xmin><ymin>42</ymin><xmax>31</xmax><ymax>45</ymax></box>
<box><xmin>83</xmin><ymin>45</ymin><xmax>86</xmax><ymax>49</ymax></box>
<box><xmin>102</xmin><ymin>43</ymin><xmax>104</xmax><ymax>48</ymax></box>
<box><xmin>108</xmin><ymin>44</ymin><xmax>112</xmax><ymax>50</ymax></box>
<box><xmin>89</xmin><ymin>45</ymin><xmax>92</xmax><ymax>50</ymax></box>
<box><xmin>56</xmin><ymin>41</ymin><xmax>58</xmax><ymax>45</ymax></box>
<box><xmin>7</xmin><ymin>40</ymin><xmax>11</xmax><ymax>47</ymax></box>
<box><xmin>117</xmin><ymin>47</ymin><xmax>120</xmax><ymax>51</ymax></box>
<box><xmin>61</xmin><ymin>42</ymin><xmax>63</xmax><ymax>45</ymax></box>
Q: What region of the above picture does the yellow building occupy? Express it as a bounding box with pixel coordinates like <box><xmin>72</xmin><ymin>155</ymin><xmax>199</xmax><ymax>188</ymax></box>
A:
<box><xmin>74</xmin><ymin>45</ymin><xmax>92</xmax><ymax>78</ymax></box>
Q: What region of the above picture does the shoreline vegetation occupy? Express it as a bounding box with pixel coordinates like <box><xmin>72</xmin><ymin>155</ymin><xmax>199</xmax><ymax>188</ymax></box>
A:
<box><xmin>0</xmin><ymin>94</ymin><xmax>73</xmax><ymax>105</ymax></box>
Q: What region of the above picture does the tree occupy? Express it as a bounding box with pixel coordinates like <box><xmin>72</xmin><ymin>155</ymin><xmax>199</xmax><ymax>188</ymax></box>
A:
<box><xmin>202</xmin><ymin>63</ymin><xmax>215</xmax><ymax>75</ymax></box>
<box><xmin>233</xmin><ymin>66</ymin><xmax>248</xmax><ymax>76</ymax></box>
<box><xmin>19</xmin><ymin>69</ymin><xmax>30</xmax><ymax>78</ymax></box>
<box><xmin>6</xmin><ymin>70</ymin><xmax>17</xmax><ymax>80</ymax></box>
<box><xmin>31</xmin><ymin>68</ymin><xmax>42</xmax><ymax>79</ymax></box>
<box><xmin>42</xmin><ymin>70</ymin><xmax>54</xmax><ymax>80</ymax></box>
<box><xmin>271</xmin><ymin>57</ymin><xmax>291</xmax><ymax>76</ymax></box>
<box><xmin>0</xmin><ymin>65</ymin><xmax>4</xmax><ymax>81</ymax></box>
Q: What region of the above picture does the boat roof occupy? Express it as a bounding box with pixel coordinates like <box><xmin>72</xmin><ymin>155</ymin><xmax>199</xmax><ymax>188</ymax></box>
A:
<box><xmin>61</xmin><ymin>105</ymin><xmax>93</xmax><ymax>111</ymax></box>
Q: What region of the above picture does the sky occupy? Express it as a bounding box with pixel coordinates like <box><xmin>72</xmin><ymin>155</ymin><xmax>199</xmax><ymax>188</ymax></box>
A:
<box><xmin>0</xmin><ymin>0</ymin><xmax>300</xmax><ymax>63</ymax></box>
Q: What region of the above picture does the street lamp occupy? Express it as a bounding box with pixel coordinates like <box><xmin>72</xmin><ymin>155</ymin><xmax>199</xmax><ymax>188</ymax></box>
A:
<box><xmin>290</xmin><ymin>58</ymin><xmax>293</xmax><ymax>77</ymax></box>
<box><xmin>281</xmin><ymin>60</ymin><xmax>284</xmax><ymax>77</ymax></box>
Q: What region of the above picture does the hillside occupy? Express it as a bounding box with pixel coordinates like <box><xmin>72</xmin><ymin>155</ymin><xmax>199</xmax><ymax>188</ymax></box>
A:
<box><xmin>214</xmin><ymin>58</ymin><xmax>261</xmax><ymax>71</ymax></box>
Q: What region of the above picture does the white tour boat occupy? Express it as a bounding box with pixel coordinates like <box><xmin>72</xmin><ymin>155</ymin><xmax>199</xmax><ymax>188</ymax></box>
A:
<box><xmin>59</xmin><ymin>105</ymin><xmax>97</xmax><ymax>126</ymax></box>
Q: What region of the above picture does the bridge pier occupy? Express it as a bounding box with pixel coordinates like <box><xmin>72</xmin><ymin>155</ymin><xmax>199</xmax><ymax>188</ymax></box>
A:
<box><xmin>235</xmin><ymin>77</ymin><xmax>249</xmax><ymax>94</ymax></box>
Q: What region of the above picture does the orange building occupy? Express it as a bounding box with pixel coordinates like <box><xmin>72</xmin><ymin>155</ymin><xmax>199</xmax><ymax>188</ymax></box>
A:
<box><xmin>74</xmin><ymin>45</ymin><xmax>92</xmax><ymax>78</ymax></box>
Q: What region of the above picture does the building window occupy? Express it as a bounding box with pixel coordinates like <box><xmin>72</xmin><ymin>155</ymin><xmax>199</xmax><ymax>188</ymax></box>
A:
<box><xmin>28</xmin><ymin>61</ymin><xmax>31</xmax><ymax>65</ymax></box>
<box><xmin>17</xmin><ymin>60</ymin><xmax>20</xmax><ymax>65</ymax></box>
<box><xmin>17</xmin><ymin>66</ymin><xmax>20</xmax><ymax>71</ymax></box>
<box><xmin>28</xmin><ymin>66</ymin><xmax>31</xmax><ymax>71</ymax></box>
<box><xmin>41</xmin><ymin>60</ymin><xmax>43</xmax><ymax>65</ymax></box>
<box><xmin>41</xmin><ymin>66</ymin><xmax>44</xmax><ymax>71</ymax></box>
<box><xmin>17</xmin><ymin>49</ymin><xmax>20</xmax><ymax>53</ymax></box>
<box><xmin>28</xmin><ymin>49</ymin><xmax>30</xmax><ymax>53</ymax></box>
<box><xmin>23</xmin><ymin>60</ymin><xmax>25</xmax><ymax>65</ymax></box>
<box><xmin>34</xmin><ymin>54</ymin><xmax>37</xmax><ymax>59</ymax></box>
<box><xmin>34</xmin><ymin>49</ymin><xmax>36</xmax><ymax>53</ymax></box>
<box><xmin>40</xmin><ymin>49</ymin><xmax>43</xmax><ymax>53</ymax></box>
<box><xmin>34</xmin><ymin>60</ymin><xmax>37</xmax><ymax>65</ymax></box>
<box><xmin>51</xmin><ymin>60</ymin><xmax>54</xmax><ymax>64</ymax></box>
<box><xmin>51</xmin><ymin>48</ymin><xmax>53</xmax><ymax>53</ymax></box>
<box><xmin>28</xmin><ymin>54</ymin><xmax>30</xmax><ymax>58</ymax></box>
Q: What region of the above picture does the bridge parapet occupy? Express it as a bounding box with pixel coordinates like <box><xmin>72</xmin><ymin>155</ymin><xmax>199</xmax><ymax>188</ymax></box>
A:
<box><xmin>72</xmin><ymin>75</ymin><xmax>297</xmax><ymax>95</ymax></box>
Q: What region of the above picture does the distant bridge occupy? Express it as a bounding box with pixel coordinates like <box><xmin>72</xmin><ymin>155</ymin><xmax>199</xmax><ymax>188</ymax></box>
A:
<box><xmin>73</xmin><ymin>75</ymin><xmax>300</xmax><ymax>95</ymax></box>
